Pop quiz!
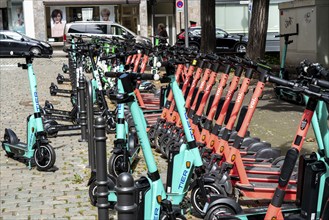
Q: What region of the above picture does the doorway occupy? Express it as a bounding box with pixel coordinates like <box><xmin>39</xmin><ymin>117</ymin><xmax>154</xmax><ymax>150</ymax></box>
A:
<box><xmin>153</xmin><ymin>15</ymin><xmax>175</xmax><ymax>45</ymax></box>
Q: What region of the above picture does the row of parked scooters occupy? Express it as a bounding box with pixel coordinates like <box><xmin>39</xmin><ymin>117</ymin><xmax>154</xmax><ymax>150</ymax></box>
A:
<box><xmin>1</xmin><ymin>34</ymin><xmax>329</xmax><ymax>220</ymax></box>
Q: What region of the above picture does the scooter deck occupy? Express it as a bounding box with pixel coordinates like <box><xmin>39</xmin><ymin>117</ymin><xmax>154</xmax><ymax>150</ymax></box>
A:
<box><xmin>3</xmin><ymin>142</ymin><xmax>28</xmax><ymax>156</ymax></box>
<box><xmin>4</xmin><ymin>142</ymin><xmax>27</xmax><ymax>149</ymax></box>
<box><xmin>229</xmin><ymin>164</ymin><xmax>298</xmax><ymax>180</ymax></box>
<box><xmin>231</xmin><ymin>172</ymin><xmax>297</xmax><ymax>184</ymax></box>
<box><xmin>235</xmin><ymin>180</ymin><xmax>297</xmax><ymax>200</ymax></box>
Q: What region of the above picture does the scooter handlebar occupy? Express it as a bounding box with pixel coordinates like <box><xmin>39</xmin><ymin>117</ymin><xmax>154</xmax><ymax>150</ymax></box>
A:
<box><xmin>105</xmin><ymin>72</ymin><xmax>159</xmax><ymax>81</ymax></box>
<box><xmin>314</xmin><ymin>79</ymin><xmax>329</xmax><ymax>89</ymax></box>
<box><xmin>267</xmin><ymin>75</ymin><xmax>296</xmax><ymax>88</ymax></box>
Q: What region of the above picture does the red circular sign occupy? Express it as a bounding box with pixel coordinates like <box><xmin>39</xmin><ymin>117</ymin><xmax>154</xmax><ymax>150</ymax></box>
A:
<box><xmin>176</xmin><ymin>1</ymin><xmax>184</xmax><ymax>8</ymax></box>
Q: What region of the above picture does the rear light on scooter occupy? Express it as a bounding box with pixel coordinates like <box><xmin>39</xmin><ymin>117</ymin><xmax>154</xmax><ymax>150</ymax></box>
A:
<box><xmin>63</xmin><ymin>34</ymin><xmax>66</xmax><ymax>42</ymax></box>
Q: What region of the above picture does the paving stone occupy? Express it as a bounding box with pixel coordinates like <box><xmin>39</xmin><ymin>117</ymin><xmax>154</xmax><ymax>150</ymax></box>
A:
<box><xmin>0</xmin><ymin>54</ymin><xmax>318</xmax><ymax>220</ymax></box>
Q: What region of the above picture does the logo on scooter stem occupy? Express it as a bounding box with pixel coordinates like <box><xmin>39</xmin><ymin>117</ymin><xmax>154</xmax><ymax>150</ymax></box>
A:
<box><xmin>300</xmin><ymin>119</ymin><xmax>308</xmax><ymax>130</ymax></box>
<box><xmin>154</xmin><ymin>207</ymin><xmax>159</xmax><ymax>219</ymax></box>
<box><xmin>34</xmin><ymin>92</ymin><xmax>40</xmax><ymax>111</ymax></box>
<box><xmin>178</xmin><ymin>170</ymin><xmax>189</xmax><ymax>189</ymax></box>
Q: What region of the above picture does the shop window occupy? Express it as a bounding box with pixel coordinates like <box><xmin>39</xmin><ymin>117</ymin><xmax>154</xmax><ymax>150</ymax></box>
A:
<box><xmin>8</xmin><ymin>1</ymin><xmax>25</xmax><ymax>34</ymax></box>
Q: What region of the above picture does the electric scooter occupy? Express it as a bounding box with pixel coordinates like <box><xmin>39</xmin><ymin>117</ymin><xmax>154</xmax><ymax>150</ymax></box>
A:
<box><xmin>1</xmin><ymin>52</ymin><xmax>56</xmax><ymax>171</ymax></box>
<box><xmin>204</xmin><ymin>61</ymin><xmax>329</xmax><ymax>219</ymax></box>
<box><xmin>90</xmin><ymin>64</ymin><xmax>229</xmax><ymax>218</ymax></box>
<box><xmin>274</xmin><ymin>23</ymin><xmax>305</xmax><ymax>105</ymax></box>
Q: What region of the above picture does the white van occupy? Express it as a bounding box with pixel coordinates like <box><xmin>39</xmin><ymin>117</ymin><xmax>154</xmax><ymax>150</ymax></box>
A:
<box><xmin>63</xmin><ymin>21</ymin><xmax>151</xmax><ymax>46</ymax></box>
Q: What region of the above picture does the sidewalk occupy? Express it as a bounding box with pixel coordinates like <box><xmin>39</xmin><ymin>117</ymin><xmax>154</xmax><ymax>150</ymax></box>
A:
<box><xmin>0</xmin><ymin>57</ymin><xmax>317</xmax><ymax>219</ymax></box>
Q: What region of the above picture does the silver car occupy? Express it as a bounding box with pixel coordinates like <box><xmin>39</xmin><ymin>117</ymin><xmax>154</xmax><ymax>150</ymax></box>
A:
<box><xmin>63</xmin><ymin>21</ymin><xmax>151</xmax><ymax>47</ymax></box>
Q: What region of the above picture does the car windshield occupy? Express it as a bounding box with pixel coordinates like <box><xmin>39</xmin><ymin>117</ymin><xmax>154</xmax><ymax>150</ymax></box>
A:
<box><xmin>3</xmin><ymin>32</ymin><xmax>23</xmax><ymax>41</ymax></box>
<box><xmin>188</xmin><ymin>28</ymin><xmax>228</xmax><ymax>38</ymax></box>
<box><xmin>216</xmin><ymin>29</ymin><xmax>228</xmax><ymax>38</ymax></box>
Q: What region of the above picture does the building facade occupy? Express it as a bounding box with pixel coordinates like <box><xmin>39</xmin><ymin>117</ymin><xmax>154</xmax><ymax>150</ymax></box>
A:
<box><xmin>0</xmin><ymin>0</ymin><xmax>310</xmax><ymax>51</ymax></box>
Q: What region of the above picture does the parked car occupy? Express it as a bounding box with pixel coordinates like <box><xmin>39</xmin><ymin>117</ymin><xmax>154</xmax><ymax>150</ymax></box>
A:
<box><xmin>0</xmin><ymin>30</ymin><xmax>53</xmax><ymax>57</ymax></box>
<box><xmin>63</xmin><ymin>21</ymin><xmax>151</xmax><ymax>47</ymax></box>
<box><xmin>176</xmin><ymin>27</ymin><xmax>248</xmax><ymax>53</ymax></box>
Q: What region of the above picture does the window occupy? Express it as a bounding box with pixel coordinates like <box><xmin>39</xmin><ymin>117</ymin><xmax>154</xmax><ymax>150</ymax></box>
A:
<box><xmin>111</xmin><ymin>25</ymin><xmax>123</xmax><ymax>35</ymax></box>
<box><xmin>190</xmin><ymin>29</ymin><xmax>201</xmax><ymax>36</ymax></box>
<box><xmin>86</xmin><ymin>24</ymin><xmax>111</xmax><ymax>34</ymax></box>
<box><xmin>5</xmin><ymin>32</ymin><xmax>22</xmax><ymax>40</ymax></box>
<box><xmin>216</xmin><ymin>29</ymin><xmax>227</xmax><ymax>38</ymax></box>
<box><xmin>68</xmin><ymin>24</ymin><xmax>86</xmax><ymax>33</ymax></box>
<box><xmin>0</xmin><ymin>34</ymin><xmax>6</xmax><ymax>39</ymax></box>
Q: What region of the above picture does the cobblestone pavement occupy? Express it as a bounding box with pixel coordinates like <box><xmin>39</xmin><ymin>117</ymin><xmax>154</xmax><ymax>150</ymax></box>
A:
<box><xmin>0</xmin><ymin>56</ymin><xmax>317</xmax><ymax>220</ymax></box>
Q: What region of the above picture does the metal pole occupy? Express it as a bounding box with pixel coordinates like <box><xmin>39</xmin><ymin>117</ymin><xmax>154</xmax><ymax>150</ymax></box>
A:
<box><xmin>79</xmin><ymin>75</ymin><xmax>87</xmax><ymax>142</ymax></box>
<box><xmin>115</xmin><ymin>173</ymin><xmax>137</xmax><ymax>220</ymax></box>
<box><xmin>184</xmin><ymin>0</ymin><xmax>189</xmax><ymax>48</ymax></box>
<box><xmin>86</xmin><ymin>80</ymin><xmax>95</xmax><ymax>169</ymax></box>
<box><xmin>94</xmin><ymin>116</ymin><xmax>110</xmax><ymax>220</ymax></box>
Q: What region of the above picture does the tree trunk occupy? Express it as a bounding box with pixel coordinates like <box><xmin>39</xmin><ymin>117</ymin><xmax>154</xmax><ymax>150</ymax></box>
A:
<box><xmin>201</xmin><ymin>0</ymin><xmax>216</xmax><ymax>53</ymax></box>
<box><xmin>246</xmin><ymin>0</ymin><xmax>270</xmax><ymax>60</ymax></box>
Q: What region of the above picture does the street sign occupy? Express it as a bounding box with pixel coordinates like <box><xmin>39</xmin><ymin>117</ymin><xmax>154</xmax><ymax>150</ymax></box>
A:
<box><xmin>176</xmin><ymin>0</ymin><xmax>184</xmax><ymax>12</ymax></box>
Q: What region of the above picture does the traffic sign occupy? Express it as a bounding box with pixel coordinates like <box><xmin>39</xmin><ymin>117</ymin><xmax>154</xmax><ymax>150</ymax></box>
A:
<box><xmin>176</xmin><ymin>0</ymin><xmax>184</xmax><ymax>12</ymax></box>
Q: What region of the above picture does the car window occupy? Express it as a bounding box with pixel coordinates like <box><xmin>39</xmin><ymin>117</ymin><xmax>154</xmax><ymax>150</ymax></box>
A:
<box><xmin>111</xmin><ymin>25</ymin><xmax>124</xmax><ymax>35</ymax></box>
<box><xmin>216</xmin><ymin>29</ymin><xmax>228</xmax><ymax>38</ymax></box>
<box><xmin>68</xmin><ymin>24</ymin><xmax>86</xmax><ymax>33</ymax></box>
<box><xmin>5</xmin><ymin>32</ymin><xmax>22</xmax><ymax>41</ymax></box>
<box><xmin>86</xmin><ymin>24</ymin><xmax>111</xmax><ymax>35</ymax></box>
<box><xmin>0</xmin><ymin>33</ymin><xmax>6</xmax><ymax>40</ymax></box>
<box><xmin>190</xmin><ymin>29</ymin><xmax>201</xmax><ymax>36</ymax></box>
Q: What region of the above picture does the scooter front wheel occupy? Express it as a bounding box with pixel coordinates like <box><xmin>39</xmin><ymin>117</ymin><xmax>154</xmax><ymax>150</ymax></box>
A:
<box><xmin>108</xmin><ymin>153</ymin><xmax>131</xmax><ymax>177</ymax></box>
<box><xmin>191</xmin><ymin>183</ymin><xmax>227</xmax><ymax>217</ymax></box>
<box><xmin>34</xmin><ymin>144</ymin><xmax>56</xmax><ymax>171</ymax></box>
<box><xmin>88</xmin><ymin>178</ymin><xmax>116</xmax><ymax>208</ymax></box>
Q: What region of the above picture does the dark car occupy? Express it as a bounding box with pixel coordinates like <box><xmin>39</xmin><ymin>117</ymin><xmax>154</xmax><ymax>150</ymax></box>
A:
<box><xmin>176</xmin><ymin>27</ymin><xmax>248</xmax><ymax>53</ymax></box>
<box><xmin>0</xmin><ymin>30</ymin><xmax>53</xmax><ymax>57</ymax></box>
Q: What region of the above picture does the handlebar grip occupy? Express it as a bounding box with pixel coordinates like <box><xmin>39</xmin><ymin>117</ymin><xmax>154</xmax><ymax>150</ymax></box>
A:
<box><xmin>318</xmin><ymin>68</ymin><xmax>329</xmax><ymax>79</ymax></box>
<box><xmin>206</xmin><ymin>54</ymin><xmax>219</xmax><ymax>61</ymax></box>
<box><xmin>105</xmin><ymin>72</ymin><xmax>123</xmax><ymax>78</ymax></box>
<box><xmin>315</xmin><ymin>79</ymin><xmax>329</xmax><ymax>89</ymax></box>
<box><xmin>139</xmin><ymin>74</ymin><xmax>156</xmax><ymax>80</ymax></box>
<box><xmin>321</xmin><ymin>93</ymin><xmax>329</xmax><ymax>104</ymax></box>
<box><xmin>228</xmin><ymin>56</ymin><xmax>240</xmax><ymax>63</ymax></box>
<box><xmin>267</xmin><ymin>75</ymin><xmax>296</xmax><ymax>88</ymax></box>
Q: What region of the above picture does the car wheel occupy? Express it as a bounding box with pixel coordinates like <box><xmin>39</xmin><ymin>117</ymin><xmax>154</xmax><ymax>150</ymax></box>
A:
<box><xmin>234</xmin><ymin>43</ymin><xmax>246</xmax><ymax>53</ymax></box>
<box><xmin>30</xmin><ymin>47</ymin><xmax>41</xmax><ymax>55</ymax></box>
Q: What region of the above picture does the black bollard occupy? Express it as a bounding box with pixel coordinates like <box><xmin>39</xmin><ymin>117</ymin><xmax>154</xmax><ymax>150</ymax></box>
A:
<box><xmin>86</xmin><ymin>80</ymin><xmax>95</xmax><ymax>170</ymax></box>
<box><xmin>94</xmin><ymin>116</ymin><xmax>110</xmax><ymax>220</ymax></box>
<box><xmin>115</xmin><ymin>173</ymin><xmax>137</xmax><ymax>220</ymax></box>
<box><xmin>79</xmin><ymin>74</ymin><xmax>87</xmax><ymax>142</ymax></box>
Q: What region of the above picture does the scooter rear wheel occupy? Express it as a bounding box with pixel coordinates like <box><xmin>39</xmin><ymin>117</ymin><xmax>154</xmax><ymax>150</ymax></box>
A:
<box><xmin>191</xmin><ymin>183</ymin><xmax>227</xmax><ymax>217</ymax></box>
<box><xmin>34</xmin><ymin>144</ymin><xmax>56</xmax><ymax>171</ymax></box>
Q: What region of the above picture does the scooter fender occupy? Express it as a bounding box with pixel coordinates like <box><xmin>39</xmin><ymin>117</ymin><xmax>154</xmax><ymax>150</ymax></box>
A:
<box><xmin>188</xmin><ymin>176</ymin><xmax>216</xmax><ymax>191</ymax></box>
<box><xmin>87</xmin><ymin>170</ymin><xmax>116</xmax><ymax>190</ymax></box>
<box><xmin>215</xmin><ymin>172</ymin><xmax>233</xmax><ymax>195</ymax></box>
<box><xmin>87</xmin><ymin>170</ymin><xmax>96</xmax><ymax>186</ymax></box>
<box><xmin>112</xmin><ymin>148</ymin><xmax>124</xmax><ymax>155</ymax></box>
